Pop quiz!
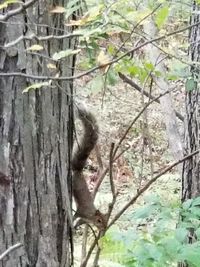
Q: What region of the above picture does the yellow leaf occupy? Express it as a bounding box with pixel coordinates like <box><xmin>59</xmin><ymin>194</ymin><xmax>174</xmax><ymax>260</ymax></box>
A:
<box><xmin>23</xmin><ymin>82</ymin><xmax>50</xmax><ymax>93</ymax></box>
<box><xmin>50</xmin><ymin>6</ymin><xmax>65</xmax><ymax>13</ymax></box>
<box><xmin>47</xmin><ymin>63</ymin><xmax>57</xmax><ymax>69</ymax></box>
<box><xmin>65</xmin><ymin>19</ymin><xmax>83</xmax><ymax>26</ymax></box>
<box><xmin>97</xmin><ymin>50</ymin><xmax>110</xmax><ymax>66</ymax></box>
<box><xmin>27</xmin><ymin>44</ymin><xmax>44</xmax><ymax>51</ymax></box>
<box><xmin>65</xmin><ymin>14</ymin><xmax>90</xmax><ymax>26</ymax></box>
<box><xmin>52</xmin><ymin>49</ymin><xmax>81</xmax><ymax>60</ymax></box>
<box><xmin>0</xmin><ymin>0</ymin><xmax>22</xmax><ymax>10</ymax></box>
<box><xmin>0</xmin><ymin>2</ymin><xmax>8</xmax><ymax>9</ymax></box>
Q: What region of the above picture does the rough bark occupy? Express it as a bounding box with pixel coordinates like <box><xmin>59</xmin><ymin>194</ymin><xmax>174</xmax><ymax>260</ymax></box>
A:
<box><xmin>180</xmin><ymin>1</ymin><xmax>200</xmax><ymax>267</ymax></box>
<box><xmin>182</xmin><ymin>1</ymin><xmax>200</xmax><ymax>201</ymax></box>
<box><xmin>0</xmin><ymin>1</ymin><xmax>75</xmax><ymax>266</ymax></box>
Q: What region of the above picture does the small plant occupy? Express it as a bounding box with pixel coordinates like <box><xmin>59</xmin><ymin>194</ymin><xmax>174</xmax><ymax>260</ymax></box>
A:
<box><xmin>100</xmin><ymin>195</ymin><xmax>200</xmax><ymax>267</ymax></box>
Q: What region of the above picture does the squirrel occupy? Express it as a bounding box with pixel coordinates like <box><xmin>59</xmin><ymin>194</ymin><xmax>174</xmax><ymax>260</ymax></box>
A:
<box><xmin>72</xmin><ymin>103</ymin><xmax>107</xmax><ymax>230</ymax></box>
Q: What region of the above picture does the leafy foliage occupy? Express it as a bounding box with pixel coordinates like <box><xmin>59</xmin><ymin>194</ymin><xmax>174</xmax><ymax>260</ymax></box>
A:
<box><xmin>68</xmin><ymin>0</ymin><xmax>192</xmax><ymax>93</ymax></box>
<box><xmin>100</xmin><ymin>195</ymin><xmax>200</xmax><ymax>267</ymax></box>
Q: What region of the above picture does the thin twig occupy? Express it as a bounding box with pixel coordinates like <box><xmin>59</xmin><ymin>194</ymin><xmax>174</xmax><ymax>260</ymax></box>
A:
<box><xmin>81</xmin><ymin>225</ymin><xmax>89</xmax><ymax>264</ymax></box>
<box><xmin>0</xmin><ymin>0</ymin><xmax>38</xmax><ymax>21</ymax></box>
<box><xmin>95</xmin><ymin>145</ymin><xmax>104</xmax><ymax>170</ymax></box>
<box><xmin>109</xmin><ymin>143</ymin><xmax>115</xmax><ymax>196</ymax></box>
<box><xmin>80</xmin><ymin>232</ymin><xmax>102</xmax><ymax>267</ymax></box>
<box><xmin>4</xmin><ymin>33</ymin><xmax>82</xmax><ymax>48</ymax></box>
<box><xmin>113</xmin><ymin>87</ymin><xmax>177</xmax><ymax>158</ymax></box>
<box><xmin>118</xmin><ymin>72</ymin><xmax>184</xmax><ymax>121</ymax></box>
<box><xmin>83</xmin><ymin>144</ymin><xmax>119</xmax><ymax>267</ymax></box>
<box><xmin>102</xmin><ymin>4</ymin><xmax>162</xmax><ymax>103</ymax></box>
<box><xmin>0</xmin><ymin>243</ymin><xmax>23</xmax><ymax>260</ymax></box>
<box><xmin>92</xmin><ymin>247</ymin><xmax>101</xmax><ymax>267</ymax></box>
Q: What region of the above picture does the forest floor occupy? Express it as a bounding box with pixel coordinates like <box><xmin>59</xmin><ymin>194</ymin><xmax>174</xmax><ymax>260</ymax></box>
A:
<box><xmin>74</xmin><ymin>73</ymin><xmax>184</xmax><ymax>265</ymax></box>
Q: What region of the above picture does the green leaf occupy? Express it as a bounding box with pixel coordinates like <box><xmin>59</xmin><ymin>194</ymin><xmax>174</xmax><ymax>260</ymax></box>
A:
<box><xmin>107</xmin><ymin>70</ymin><xmax>118</xmax><ymax>86</ymax></box>
<box><xmin>144</xmin><ymin>194</ymin><xmax>161</xmax><ymax>204</ymax></box>
<box><xmin>0</xmin><ymin>0</ymin><xmax>22</xmax><ymax>10</ymax></box>
<box><xmin>52</xmin><ymin>49</ymin><xmax>81</xmax><ymax>60</ymax></box>
<box><xmin>160</xmin><ymin>237</ymin><xmax>181</xmax><ymax>256</ymax></box>
<box><xmin>185</xmin><ymin>78</ymin><xmax>197</xmax><ymax>92</ymax></box>
<box><xmin>182</xmin><ymin>199</ymin><xmax>193</xmax><ymax>210</ymax></box>
<box><xmin>131</xmin><ymin>204</ymin><xmax>157</xmax><ymax>219</ymax></box>
<box><xmin>23</xmin><ymin>82</ymin><xmax>50</xmax><ymax>93</ymax></box>
<box><xmin>179</xmin><ymin>244</ymin><xmax>200</xmax><ymax>267</ymax></box>
<box><xmin>191</xmin><ymin>197</ymin><xmax>200</xmax><ymax>207</ymax></box>
<box><xmin>88</xmin><ymin>75</ymin><xmax>104</xmax><ymax>95</ymax></box>
<box><xmin>155</xmin><ymin>6</ymin><xmax>169</xmax><ymax>29</ymax></box>
<box><xmin>128</xmin><ymin>65</ymin><xmax>140</xmax><ymax>76</ymax></box>
<box><xmin>175</xmin><ymin>228</ymin><xmax>188</xmax><ymax>242</ymax></box>
<box><xmin>195</xmin><ymin>228</ymin><xmax>200</xmax><ymax>240</ymax></box>
<box><xmin>144</xmin><ymin>62</ymin><xmax>155</xmax><ymax>72</ymax></box>
<box><xmin>166</xmin><ymin>74</ymin><xmax>178</xmax><ymax>81</ymax></box>
<box><xmin>74</xmin><ymin>27</ymin><xmax>103</xmax><ymax>41</ymax></box>
<box><xmin>65</xmin><ymin>0</ymin><xmax>81</xmax><ymax>19</ymax></box>
<box><xmin>189</xmin><ymin>207</ymin><xmax>200</xmax><ymax>218</ymax></box>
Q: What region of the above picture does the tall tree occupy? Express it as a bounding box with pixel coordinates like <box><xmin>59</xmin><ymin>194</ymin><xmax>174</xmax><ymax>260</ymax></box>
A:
<box><xmin>180</xmin><ymin>1</ymin><xmax>200</xmax><ymax>267</ymax></box>
<box><xmin>0</xmin><ymin>0</ymin><xmax>76</xmax><ymax>265</ymax></box>
<box><xmin>182</xmin><ymin>1</ymin><xmax>200</xmax><ymax>204</ymax></box>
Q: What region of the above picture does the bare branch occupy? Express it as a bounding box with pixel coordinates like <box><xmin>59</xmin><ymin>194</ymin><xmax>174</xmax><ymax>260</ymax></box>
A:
<box><xmin>95</xmin><ymin>145</ymin><xmax>104</xmax><ymax>170</ymax></box>
<box><xmin>113</xmin><ymin>87</ymin><xmax>177</xmax><ymax>158</ymax></box>
<box><xmin>118</xmin><ymin>72</ymin><xmax>184</xmax><ymax>122</ymax></box>
<box><xmin>109</xmin><ymin>143</ymin><xmax>116</xmax><ymax>196</ymax></box>
<box><xmin>80</xmin><ymin>231</ymin><xmax>102</xmax><ymax>267</ymax></box>
<box><xmin>113</xmin><ymin>4</ymin><xmax>162</xmax><ymax>60</ymax></box>
<box><xmin>0</xmin><ymin>0</ymin><xmax>38</xmax><ymax>21</ymax></box>
<box><xmin>4</xmin><ymin>33</ymin><xmax>82</xmax><ymax>48</ymax></box>
<box><xmin>0</xmin><ymin>243</ymin><xmax>23</xmax><ymax>260</ymax></box>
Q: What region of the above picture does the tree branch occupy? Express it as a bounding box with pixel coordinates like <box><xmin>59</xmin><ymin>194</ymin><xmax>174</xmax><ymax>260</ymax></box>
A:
<box><xmin>0</xmin><ymin>243</ymin><xmax>23</xmax><ymax>260</ymax></box>
<box><xmin>113</xmin><ymin>86</ymin><xmax>177</xmax><ymax>158</ymax></box>
<box><xmin>118</xmin><ymin>72</ymin><xmax>184</xmax><ymax>122</ymax></box>
<box><xmin>0</xmin><ymin>0</ymin><xmax>38</xmax><ymax>21</ymax></box>
<box><xmin>4</xmin><ymin>33</ymin><xmax>82</xmax><ymax>48</ymax></box>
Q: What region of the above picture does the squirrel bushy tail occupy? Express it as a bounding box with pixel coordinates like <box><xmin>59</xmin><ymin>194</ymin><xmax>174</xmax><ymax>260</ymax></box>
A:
<box><xmin>72</xmin><ymin>104</ymin><xmax>106</xmax><ymax>230</ymax></box>
<box><xmin>72</xmin><ymin>105</ymin><xmax>99</xmax><ymax>171</ymax></box>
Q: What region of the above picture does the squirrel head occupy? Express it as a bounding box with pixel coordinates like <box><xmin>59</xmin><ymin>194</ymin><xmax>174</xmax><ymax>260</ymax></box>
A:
<box><xmin>92</xmin><ymin>210</ymin><xmax>107</xmax><ymax>230</ymax></box>
<box><xmin>74</xmin><ymin>209</ymin><xmax>107</xmax><ymax>230</ymax></box>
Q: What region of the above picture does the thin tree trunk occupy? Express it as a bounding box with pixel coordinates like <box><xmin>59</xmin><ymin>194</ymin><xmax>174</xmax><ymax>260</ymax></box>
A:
<box><xmin>182</xmin><ymin>1</ymin><xmax>200</xmax><ymax>201</ymax></box>
<box><xmin>179</xmin><ymin>1</ymin><xmax>200</xmax><ymax>267</ymax></box>
<box><xmin>143</xmin><ymin>8</ymin><xmax>183</xmax><ymax>176</ymax></box>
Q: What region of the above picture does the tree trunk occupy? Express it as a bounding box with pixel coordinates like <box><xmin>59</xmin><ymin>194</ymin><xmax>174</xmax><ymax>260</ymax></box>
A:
<box><xmin>0</xmin><ymin>1</ymin><xmax>75</xmax><ymax>266</ymax></box>
<box><xmin>180</xmin><ymin>1</ymin><xmax>200</xmax><ymax>267</ymax></box>
<box><xmin>182</xmin><ymin>1</ymin><xmax>200</xmax><ymax>204</ymax></box>
<box><xmin>143</xmin><ymin>5</ymin><xmax>183</xmax><ymax>176</ymax></box>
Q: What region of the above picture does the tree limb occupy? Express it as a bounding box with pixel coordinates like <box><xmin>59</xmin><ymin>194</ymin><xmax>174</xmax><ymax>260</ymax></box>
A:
<box><xmin>0</xmin><ymin>0</ymin><xmax>38</xmax><ymax>21</ymax></box>
<box><xmin>0</xmin><ymin>243</ymin><xmax>23</xmax><ymax>261</ymax></box>
<box><xmin>118</xmin><ymin>72</ymin><xmax>184</xmax><ymax>122</ymax></box>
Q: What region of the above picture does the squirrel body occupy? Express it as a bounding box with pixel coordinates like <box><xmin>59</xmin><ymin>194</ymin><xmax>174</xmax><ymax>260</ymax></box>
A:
<box><xmin>72</xmin><ymin>104</ymin><xmax>106</xmax><ymax>230</ymax></box>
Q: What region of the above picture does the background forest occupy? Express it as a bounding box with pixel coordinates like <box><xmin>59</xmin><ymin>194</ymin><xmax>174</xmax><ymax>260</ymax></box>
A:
<box><xmin>72</xmin><ymin>0</ymin><xmax>200</xmax><ymax>266</ymax></box>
